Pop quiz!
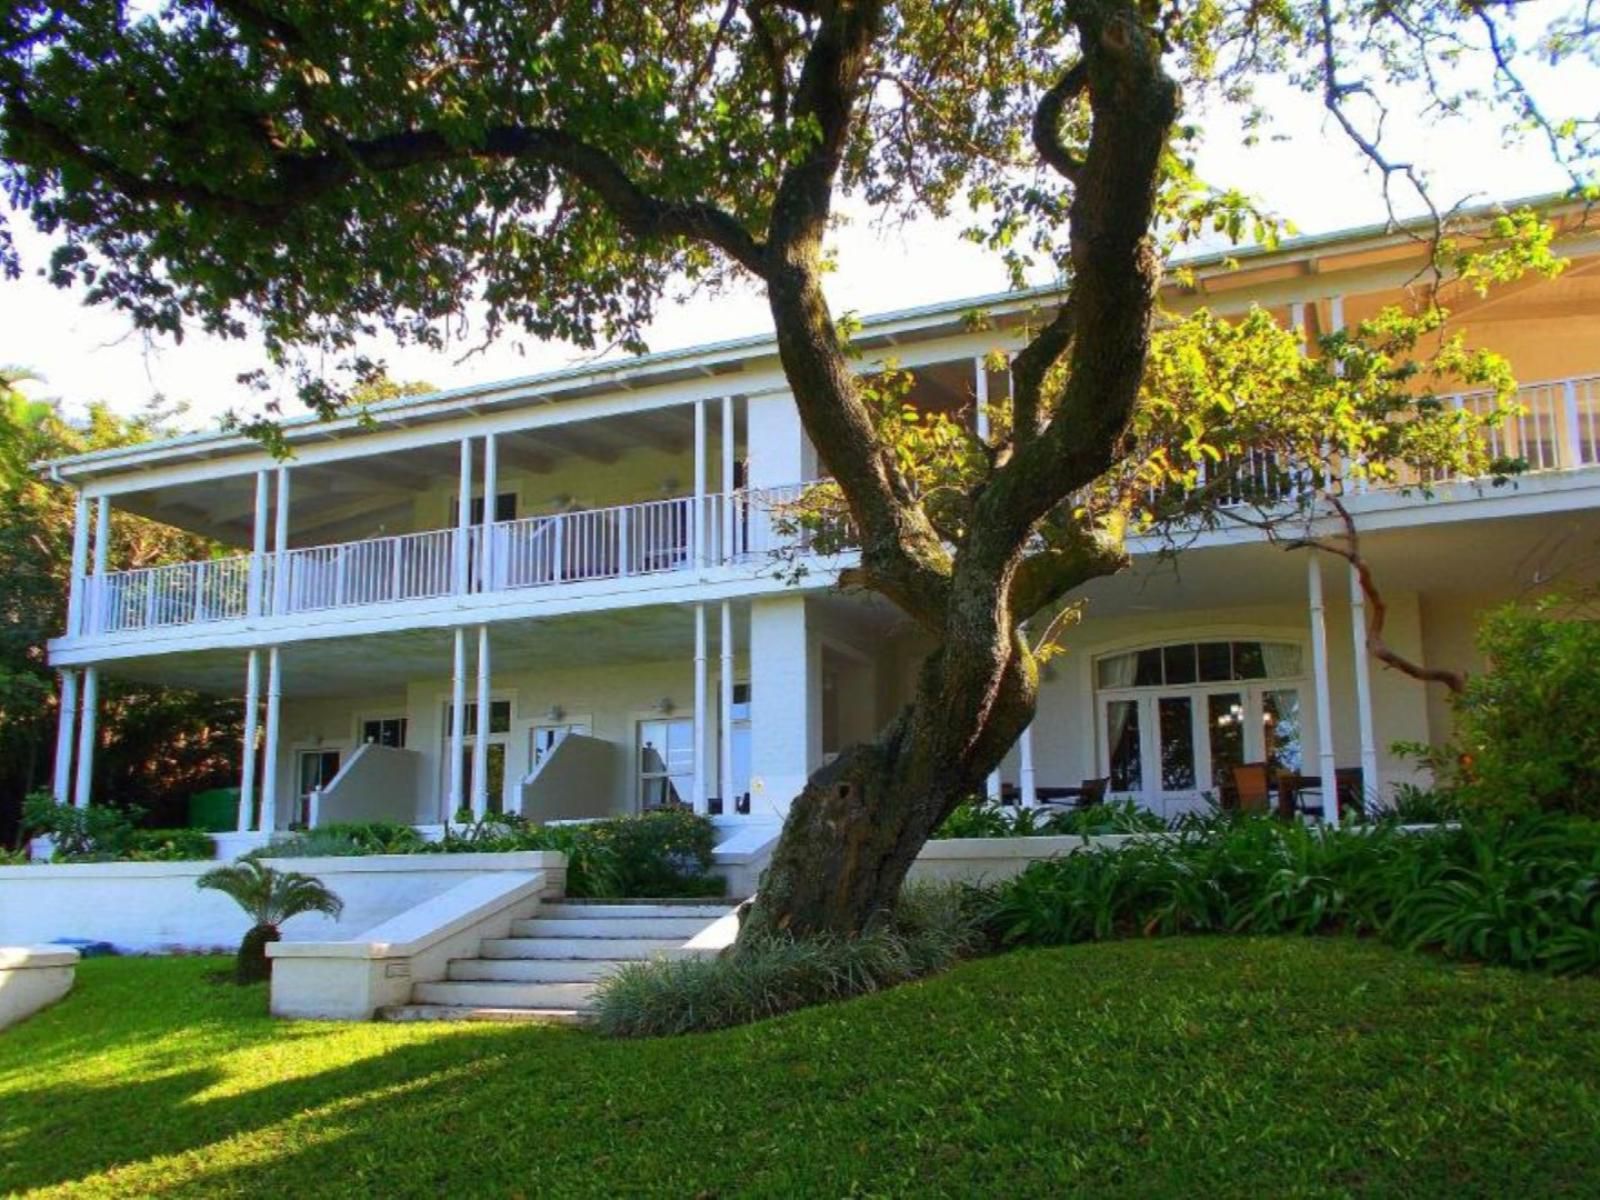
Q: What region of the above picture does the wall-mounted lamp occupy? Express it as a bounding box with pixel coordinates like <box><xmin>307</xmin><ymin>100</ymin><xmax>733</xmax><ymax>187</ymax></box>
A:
<box><xmin>546</xmin><ymin>704</ymin><xmax>565</xmax><ymax>722</ymax></box>
<box><xmin>654</xmin><ymin>697</ymin><xmax>676</xmax><ymax>715</ymax></box>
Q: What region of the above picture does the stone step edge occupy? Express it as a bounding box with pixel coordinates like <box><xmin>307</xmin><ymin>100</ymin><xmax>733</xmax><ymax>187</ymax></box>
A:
<box><xmin>374</xmin><ymin>1004</ymin><xmax>593</xmax><ymax>1024</ymax></box>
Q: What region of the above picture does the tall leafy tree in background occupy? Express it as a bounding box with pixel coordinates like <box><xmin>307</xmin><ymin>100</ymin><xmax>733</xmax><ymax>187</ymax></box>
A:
<box><xmin>0</xmin><ymin>1</ymin><xmax>1592</xmax><ymax>934</ymax></box>
<box><xmin>0</xmin><ymin>374</ymin><xmax>242</xmax><ymax>841</ymax></box>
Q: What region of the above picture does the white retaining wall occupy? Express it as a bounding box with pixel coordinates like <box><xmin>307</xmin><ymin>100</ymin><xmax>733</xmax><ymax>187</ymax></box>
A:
<box><xmin>0</xmin><ymin>851</ymin><xmax>567</xmax><ymax>954</ymax></box>
<box><xmin>0</xmin><ymin>946</ymin><xmax>79</xmax><ymax>1030</ymax></box>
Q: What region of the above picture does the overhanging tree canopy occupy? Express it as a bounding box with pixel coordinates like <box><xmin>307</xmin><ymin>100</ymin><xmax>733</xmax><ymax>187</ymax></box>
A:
<box><xmin>1</xmin><ymin>0</ymin><xmax>1593</xmax><ymax>936</ymax></box>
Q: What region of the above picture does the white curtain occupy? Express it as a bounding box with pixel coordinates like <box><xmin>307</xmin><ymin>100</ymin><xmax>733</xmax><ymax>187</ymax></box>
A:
<box><xmin>1261</xmin><ymin>642</ymin><xmax>1303</xmax><ymax>679</ymax></box>
<box><xmin>1097</xmin><ymin>651</ymin><xmax>1140</xmax><ymax>689</ymax></box>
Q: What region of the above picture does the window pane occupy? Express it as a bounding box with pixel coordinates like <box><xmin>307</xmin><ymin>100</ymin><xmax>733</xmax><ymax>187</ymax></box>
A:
<box><xmin>486</xmin><ymin>745</ymin><xmax>507</xmax><ymax>815</ymax></box>
<box><xmin>1158</xmin><ymin>696</ymin><xmax>1195</xmax><ymax>791</ymax></box>
<box><xmin>1097</xmin><ymin>652</ymin><xmax>1139</xmax><ymax>689</ymax></box>
<box><xmin>1106</xmin><ymin>700</ymin><xmax>1142</xmax><ymax>792</ymax></box>
<box><xmin>1207</xmin><ymin>693</ymin><xmax>1246</xmax><ymax>789</ymax></box>
<box><xmin>489</xmin><ymin>700</ymin><xmax>512</xmax><ymax>734</ymax></box>
<box><xmin>1133</xmin><ymin>648</ymin><xmax>1164</xmax><ymax>687</ymax></box>
<box><xmin>1163</xmin><ymin>643</ymin><xmax>1198</xmax><ymax>685</ymax></box>
<box><xmin>1198</xmin><ymin>642</ymin><xmax>1232</xmax><ymax>682</ymax></box>
<box><xmin>1263</xmin><ymin>689</ymin><xmax>1304</xmax><ymax>774</ymax></box>
<box><xmin>1233</xmin><ymin>641</ymin><xmax>1266</xmax><ymax>680</ymax></box>
<box><xmin>639</xmin><ymin>722</ymin><xmax>668</xmax><ymax>773</ymax></box>
<box><xmin>1261</xmin><ymin>643</ymin><xmax>1303</xmax><ymax>678</ymax></box>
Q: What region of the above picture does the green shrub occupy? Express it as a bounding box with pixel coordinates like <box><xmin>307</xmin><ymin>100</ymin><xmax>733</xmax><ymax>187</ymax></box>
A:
<box><xmin>20</xmin><ymin>793</ymin><xmax>214</xmax><ymax>862</ymax></box>
<box><xmin>1450</xmin><ymin>602</ymin><xmax>1600</xmax><ymax>817</ymax></box>
<box><xmin>124</xmin><ymin>828</ymin><xmax>215</xmax><ymax>861</ymax></box>
<box><xmin>257</xmin><ymin>821</ymin><xmax>428</xmax><ymax>858</ymax></box>
<box><xmin>980</xmin><ymin>813</ymin><xmax>1600</xmax><ymax>975</ymax></box>
<box><xmin>934</xmin><ymin>798</ymin><xmax>1165</xmax><ymax>839</ymax></box>
<box><xmin>594</xmin><ymin>883</ymin><xmax>985</xmax><ymax>1036</ymax></box>
<box><xmin>258</xmin><ymin>810</ymin><xmax>724</xmax><ymax>899</ymax></box>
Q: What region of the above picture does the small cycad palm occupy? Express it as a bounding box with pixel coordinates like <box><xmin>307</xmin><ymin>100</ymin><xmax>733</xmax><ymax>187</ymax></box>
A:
<box><xmin>198</xmin><ymin>859</ymin><xmax>343</xmax><ymax>983</ymax></box>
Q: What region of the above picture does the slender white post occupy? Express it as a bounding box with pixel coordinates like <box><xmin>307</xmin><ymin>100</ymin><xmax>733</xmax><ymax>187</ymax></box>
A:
<box><xmin>721</xmin><ymin>395</ymin><xmax>736</xmax><ymax>564</ymax></box>
<box><xmin>238</xmin><ymin>649</ymin><xmax>262</xmax><ymax>831</ymax></box>
<box><xmin>693</xmin><ymin>400</ymin><xmax>708</xmax><ymax>566</ymax></box>
<box><xmin>88</xmin><ymin>495</ymin><xmax>109</xmax><ymax>634</ymax></box>
<box><xmin>455</xmin><ymin>437</ymin><xmax>474</xmax><ymax>594</ymax></box>
<box><xmin>974</xmin><ymin>356</ymin><xmax>991</xmax><ymax>443</ymax></box>
<box><xmin>1349</xmin><ymin>562</ymin><xmax>1379</xmax><ymax>812</ymax></box>
<box><xmin>471</xmin><ymin>624</ymin><xmax>491</xmax><ymax>819</ymax></box>
<box><xmin>1019</xmin><ymin>723</ymin><xmax>1037</xmax><ymax>807</ymax></box>
<box><xmin>481</xmin><ymin>433</ymin><xmax>499</xmax><ymax>590</ymax></box>
<box><xmin>1307</xmin><ymin>556</ymin><xmax>1340</xmax><ymax>828</ymax></box>
<box><xmin>66</xmin><ymin>492</ymin><xmax>90</xmax><ymax>635</ymax></box>
<box><xmin>272</xmin><ymin>466</ymin><xmax>291</xmax><ymax>614</ymax></box>
<box><xmin>248</xmin><ymin>470</ymin><xmax>270</xmax><ymax>617</ymax></box>
<box><xmin>1563</xmin><ymin>378</ymin><xmax>1583</xmax><ymax>469</ymax></box>
<box><xmin>693</xmin><ymin>602</ymin><xmax>709</xmax><ymax>811</ymax></box>
<box><xmin>720</xmin><ymin>601</ymin><xmax>735</xmax><ymax>814</ymax></box>
<box><xmin>260</xmin><ymin>648</ymin><xmax>283</xmax><ymax>831</ymax></box>
<box><xmin>987</xmin><ymin>770</ymin><xmax>1003</xmax><ymax>803</ymax></box>
<box><xmin>52</xmin><ymin>670</ymin><xmax>78</xmax><ymax>803</ymax></box>
<box><xmin>449</xmin><ymin>626</ymin><xmax>467</xmax><ymax>820</ymax></box>
<box><xmin>72</xmin><ymin>666</ymin><xmax>99</xmax><ymax>808</ymax></box>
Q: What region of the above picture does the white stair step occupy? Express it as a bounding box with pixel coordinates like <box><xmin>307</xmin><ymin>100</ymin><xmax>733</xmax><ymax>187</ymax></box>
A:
<box><xmin>478</xmin><ymin>936</ymin><xmax>707</xmax><ymax>960</ymax></box>
<box><xmin>376</xmin><ymin>1004</ymin><xmax>589</xmax><ymax>1025</ymax></box>
<box><xmin>447</xmin><ymin>958</ymin><xmax>624</xmax><ymax>983</ymax></box>
<box><xmin>511</xmin><ymin>916</ymin><xmax>719</xmax><ymax>939</ymax></box>
<box><xmin>539</xmin><ymin>903</ymin><xmax>735</xmax><ymax>919</ymax></box>
<box><xmin>412</xmin><ymin>980</ymin><xmax>599</xmax><ymax>1010</ymax></box>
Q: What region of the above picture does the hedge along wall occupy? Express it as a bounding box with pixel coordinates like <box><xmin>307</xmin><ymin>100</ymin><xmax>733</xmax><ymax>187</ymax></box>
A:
<box><xmin>0</xmin><ymin>852</ymin><xmax>566</xmax><ymax>953</ymax></box>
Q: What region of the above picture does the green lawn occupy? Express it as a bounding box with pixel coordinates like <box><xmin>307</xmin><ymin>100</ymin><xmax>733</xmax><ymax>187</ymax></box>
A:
<box><xmin>2</xmin><ymin>940</ymin><xmax>1597</xmax><ymax>1198</ymax></box>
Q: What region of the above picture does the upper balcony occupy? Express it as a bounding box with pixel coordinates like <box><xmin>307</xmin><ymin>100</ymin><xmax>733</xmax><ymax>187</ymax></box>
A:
<box><xmin>66</xmin><ymin>483</ymin><xmax>812</xmax><ymax>647</ymax></box>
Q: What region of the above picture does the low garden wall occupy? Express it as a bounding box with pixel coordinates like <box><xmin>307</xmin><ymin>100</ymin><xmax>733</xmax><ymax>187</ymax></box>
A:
<box><xmin>0</xmin><ymin>946</ymin><xmax>79</xmax><ymax>1030</ymax></box>
<box><xmin>908</xmin><ymin>833</ymin><xmax>1153</xmax><ymax>885</ymax></box>
<box><xmin>0</xmin><ymin>852</ymin><xmax>567</xmax><ymax>954</ymax></box>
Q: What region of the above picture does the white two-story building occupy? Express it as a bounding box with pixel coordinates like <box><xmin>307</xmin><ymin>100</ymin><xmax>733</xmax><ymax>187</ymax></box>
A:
<box><xmin>39</xmin><ymin>201</ymin><xmax>1600</xmax><ymax>840</ymax></box>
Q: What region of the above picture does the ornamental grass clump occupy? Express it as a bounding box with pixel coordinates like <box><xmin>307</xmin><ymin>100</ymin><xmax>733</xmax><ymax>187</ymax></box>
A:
<box><xmin>593</xmin><ymin>883</ymin><xmax>987</xmax><ymax>1037</ymax></box>
<box><xmin>197</xmin><ymin>859</ymin><xmax>344</xmax><ymax>983</ymax></box>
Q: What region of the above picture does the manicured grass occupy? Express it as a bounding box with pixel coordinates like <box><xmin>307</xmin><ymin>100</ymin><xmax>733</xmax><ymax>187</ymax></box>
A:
<box><xmin>2</xmin><ymin>940</ymin><xmax>1597</xmax><ymax>1197</ymax></box>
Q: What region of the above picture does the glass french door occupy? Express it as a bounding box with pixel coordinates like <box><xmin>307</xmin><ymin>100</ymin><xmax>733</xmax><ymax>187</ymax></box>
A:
<box><xmin>1102</xmin><ymin>684</ymin><xmax>1306</xmax><ymax>817</ymax></box>
<box><xmin>442</xmin><ymin>699</ymin><xmax>512</xmax><ymax>816</ymax></box>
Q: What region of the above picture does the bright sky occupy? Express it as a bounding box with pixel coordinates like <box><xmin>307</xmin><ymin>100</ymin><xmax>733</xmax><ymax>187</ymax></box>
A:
<box><xmin>1</xmin><ymin>65</ymin><xmax>1585</xmax><ymax>428</ymax></box>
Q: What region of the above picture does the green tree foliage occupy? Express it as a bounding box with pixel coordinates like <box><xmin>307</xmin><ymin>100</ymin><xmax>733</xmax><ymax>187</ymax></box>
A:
<box><xmin>1441</xmin><ymin>600</ymin><xmax>1600</xmax><ymax>818</ymax></box>
<box><xmin>0</xmin><ymin>1</ymin><xmax>1591</xmax><ymax>937</ymax></box>
<box><xmin>0</xmin><ymin>375</ymin><xmax>245</xmax><ymax>841</ymax></box>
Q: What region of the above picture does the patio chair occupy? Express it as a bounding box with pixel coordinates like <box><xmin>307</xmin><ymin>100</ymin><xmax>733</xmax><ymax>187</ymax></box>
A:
<box><xmin>1230</xmin><ymin>762</ymin><xmax>1272</xmax><ymax>814</ymax></box>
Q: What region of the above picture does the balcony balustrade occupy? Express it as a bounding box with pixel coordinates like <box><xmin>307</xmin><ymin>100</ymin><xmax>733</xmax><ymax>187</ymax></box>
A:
<box><xmin>81</xmin><ymin>484</ymin><xmax>811</xmax><ymax>636</ymax></box>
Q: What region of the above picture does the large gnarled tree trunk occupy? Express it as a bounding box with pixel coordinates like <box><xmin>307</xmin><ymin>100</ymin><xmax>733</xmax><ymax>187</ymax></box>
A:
<box><xmin>741</xmin><ymin>0</ymin><xmax>1180</xmax><ymax>940</ymax></box>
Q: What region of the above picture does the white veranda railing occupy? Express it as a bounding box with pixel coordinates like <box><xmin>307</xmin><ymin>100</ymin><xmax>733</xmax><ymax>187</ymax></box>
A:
<box><xmin>81</xmin><ymin>484</ymin><xmax>817</xmax><ymax>635</ymax></box>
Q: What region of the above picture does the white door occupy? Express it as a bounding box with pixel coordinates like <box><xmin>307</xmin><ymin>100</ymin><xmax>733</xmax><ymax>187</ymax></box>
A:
<box><xmin>529</xmin><ymin>721</ymin><xmax>590</xmax><ymax>770</ymax></box>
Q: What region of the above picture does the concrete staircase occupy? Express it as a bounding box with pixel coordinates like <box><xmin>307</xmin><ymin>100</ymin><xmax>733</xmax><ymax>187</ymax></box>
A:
<box><xmin>376</xmin><ymin>900</ymin><xmax>734</xmax><ymax>1024</ymax></box>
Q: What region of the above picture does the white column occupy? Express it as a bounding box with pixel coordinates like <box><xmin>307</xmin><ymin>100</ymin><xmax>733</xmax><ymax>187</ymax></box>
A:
<box><xmin>720</xmin><ymin>395</ymin><xmax>736</xmax><ymax>562</ymax></box>
<box><xmin>1349</xmin><ymin>562</ymin><xmax>1379</xmax><ymax>811</ymax></box>
<box><xmin>271</xmin><ymin>466</ymin><xmax>291</xmax><ymax>614</ymax></box>
<box><xmin>471</xmin><ymin>624</ymin><xmax>491</xmax><ymax>819</ymax></box>
<box><xmin>260</xmin><ymin>648</ymin><xmax>283</xmax><ymax>831</ymax></box>
<box><xmin>693</xmin><ymin>400</ymin><xmax>708</xmax><ymax>566</ymax></box>
<box><xmin>986</xmin><ymin>770</ymin><xmax>1003</xmax><ymax>803</ymax></box>
<box><xmin>87</xmin><ymin>495</ymin><xmax>109</xmax><ymax>635</ymax></box>
<box><xmin>480</xmin><ymin>433</ymin><xmax>498</xmax><ymax>590</ymax></box>
<box><xmin>238</xmin><ymin>649</ymin><xmax>262</xmax><ymax>831</ymax></box>
<box><xmin>248</xmin><ymin>470</ymin><xmax>270</xmax><ymax>617</ymax></box>
<box><xmin>1307</xmin><ymin>556</ymin><xmax>1340</xmax><ymax>828</ymax></box>
<box><xmin>1019</xmin><ymin>723</ymin><xmax>1037</xmax><ymax>807</ymax></box>
<box><xmin>66</xmin><ymin>492</ymin><xmax>90</xmax><ymax>635</ymax></box>
<box><xmin>693</xmin><ymin>602</ymin><xmax>709</xmax><ymax>812</ymax></box>
<box><xmin>749</xmin><ymin>595</ymin><xmax>815</xmax><ymax>817</ymax></box>
<box><xmin>449</xmin><ymin>626</ymin><xmax>467</xmax><ymax>821</ymax></box>
<box><xmin>72</xmin><ymin>666</ymin><xmax>99</xmax><ymax>808</ymax></box>
<box><xmin>974</xmin><ymin>355</ymin><xmax>991</xmax><ymax>443</ymax></box>
<box><xmin>719</xmin><ymin>601</ymin><xmax>735</xmax><ymax>814</ymax></box>
<box><xmin>455</xmin><ymin>437</ymin><xmax>474</xmax><ymax>594</ymax></box>
<box><xmin>52</xmin><ymin>670</ymin><xmax>78</xmax><ymax>803</ymax></box>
